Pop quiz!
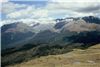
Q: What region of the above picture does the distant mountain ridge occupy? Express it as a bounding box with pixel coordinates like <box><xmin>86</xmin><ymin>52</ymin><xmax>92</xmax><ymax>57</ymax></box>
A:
<box><xmin>82</xmin><ymin>16</ymin><xmax>100</xmax><ymax>24</ymax></box>
<box><xmin>1</xmin><ymin>22</ymin><xmax>35</xmax><ymax>50</ymax></box>
<box><xmin>1</xmin><ymin>16</ymin><xmax>100</xmax><ymax>67</ymax></box>
<box><xmin>1</xmin><ymin>16</ymin><xmax>100</xmax><ymax>50</ymax></box>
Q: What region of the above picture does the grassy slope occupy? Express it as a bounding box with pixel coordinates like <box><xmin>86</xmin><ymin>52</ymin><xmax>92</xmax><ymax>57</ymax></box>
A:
<box><xmin>8</xmin><ymin>44</ymin><xmax>100</xmax><ymax>67</ymax></box>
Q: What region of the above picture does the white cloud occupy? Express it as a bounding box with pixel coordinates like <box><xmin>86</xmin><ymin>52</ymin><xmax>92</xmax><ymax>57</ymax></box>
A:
<box><xmin>18</xmin><ymin>18</ymin><xmax>55</xmax><ymax>24</ymax></box>
<box><xmin>0</xmin><ymin>0</ymin><xmax>8</xmax><ymax>3</ymax></box>
<box><xmin>37</xmin><ymin>17</ymin><xmax>56</xmax><ymax>24</ymax></box>
<box><xmin>4</xmin><ymin>1</ymin><xmax>100</xmax><ymax>19</ymax></box>
<box><xmin>6</xmin><ymin>6</ymin><xmax>35</xmax><ymax>19</ymax></box>
<box><xmin>31</xmin><ymin>9</ymin><xmax>48</xmax><ymax>18</ymax></box>
<box><xmin>45</xmin><ymin>1</ymin><xmax>100</xmax><ymax>17</ymax></box>
<box><xmin>2</xmin><ymin>2</ymin><xmax>27</xmax><ymax>14</ymax></box>
<box><xmin>1</xmin><ymin>17</ymin><xmax>56</xmax><ymax>27</ymax></box>
<box><xmin>7</xmin><ymin>6</ymin><xmax>49</xmax><ymax>20</ymax></box>
<box><xmin>0</xmin><ymin>20</ymin><xmax>17</xmax><ymax>26</ymax></box>
<box><xmin>1</xmin><ymin>1</ymin><xmax>100</xmax><ymax>26</ymax></box>
<box><xmin>51</xmin><ymin>0</ymin><xmax>100</xmax><ymax>2</ymax></box>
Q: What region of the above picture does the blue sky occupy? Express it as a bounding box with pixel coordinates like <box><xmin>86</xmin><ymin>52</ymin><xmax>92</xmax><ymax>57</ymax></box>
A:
<box><xmin>1</xmin><ymin>0</ymin><xmax>100</xmax><ymax>26</ymax></box>
<box><xmin>10</xmin><ymin>0</ymin><xmax>48</xmax><ymax>8</ymax></box>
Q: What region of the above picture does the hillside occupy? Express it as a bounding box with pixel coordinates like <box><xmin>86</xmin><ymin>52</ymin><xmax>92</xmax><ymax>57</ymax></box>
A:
<box><xmin>2</xmin><ymin>1</ymin><xmax>100</xmax><ymax>67</ymax></box>
<box><xmin>1</xmin><ymin>22</ymin><xmax>35</xmax><ymax>50</ymax></box>
<box><xmin>8</xmin><ymin>44</ymin><xmax>100</xmax><ymax>67</ymax></box>
<box><xmin>1</xmin><ymin>16</ymin><xmax>100</xmax><ymax>67</ymax></box>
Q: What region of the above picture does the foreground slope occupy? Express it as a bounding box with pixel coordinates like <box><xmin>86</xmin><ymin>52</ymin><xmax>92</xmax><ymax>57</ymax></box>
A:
<box><xmin>9</xmin><ymin>44</ymin><xmax>100</xmax><ymax>67</ymax></box>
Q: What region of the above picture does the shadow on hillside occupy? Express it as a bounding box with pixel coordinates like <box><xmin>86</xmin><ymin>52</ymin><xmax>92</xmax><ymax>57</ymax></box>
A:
<box><xmin>2</xmin><ymin>31</ymin><xmax>100</xmax><ymax>67</ymax></box>
<box><xmin>63</xmin><ymin>31</ymin><xmax>100</xmax><ymax>49</ymax></box>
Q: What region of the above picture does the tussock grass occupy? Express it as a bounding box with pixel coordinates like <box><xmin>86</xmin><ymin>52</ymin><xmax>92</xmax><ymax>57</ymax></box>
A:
<box><xmin>8</xmin><ymin>44</ymin><xmax>100</xmax><ymax>67</ymax></box>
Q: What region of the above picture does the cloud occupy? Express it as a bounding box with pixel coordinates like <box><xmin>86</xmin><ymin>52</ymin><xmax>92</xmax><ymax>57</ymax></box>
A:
<box><xmin>6</xmin><ymin>6</ymin><xmax>49</xmax><ymax>19</ymax></box>
<box><xmin>1</xmin><ymin>17</ymin><xmax>56</xmax><ymax>27</ymax></box>
<box><xmin>51</xmin><ymin>0</ymin><xmax>100</xmax><ymax>2</ymax></box>
<box><xmin>3</xmin><ymin>1</ymin><xmax>100</xmax><ymax>19</ymax></box>
<box><xmin>73</xmin><ymin>3</ymin><xmax>100</xmax><ymax>13</ymax></box>
<box><xmin>1</xmin><ymin>1</ymin><xmax>100</xmax><ymax>26</ymax></box>
<box><xmin>0</xmin><ymin>0</ymin><xmax>8</xmax><ymax>3</ymax></box>
<box><xmin>2</xmin><ymin>2</ymin><xmax>27</xmax><ymax>14</ymax></box>
<box><xmin>6</xmin><ymin>6</ymin><xmax>35</xmax><ymax>19</ymax></box>
<box><xmin>31</xmin><ymin>9</ymin><xmax>49</xmax><ymax>18</ymax></box>
<box><xmin>45</xmin><ymin>1</ymin><xmax>100</xmax><ymax>17</ymax></box>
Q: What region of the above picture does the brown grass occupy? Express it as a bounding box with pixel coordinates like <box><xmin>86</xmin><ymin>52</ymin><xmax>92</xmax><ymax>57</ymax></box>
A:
<box><xmin>8</xmin><ymin>44</ymin><xmax>100</xmax><ymax>67</ymax></box>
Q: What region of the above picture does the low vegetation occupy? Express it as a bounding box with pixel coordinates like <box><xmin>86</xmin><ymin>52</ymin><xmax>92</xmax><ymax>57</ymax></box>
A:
<box><xmin>8</xmin><ymin>44</ymin><xmax>100</xmax><ymax>67</ymax></box>
<box><xmin>1</xmin><ymin>42</ymin><xmax>99</xmax><ymax>67</ymax></box>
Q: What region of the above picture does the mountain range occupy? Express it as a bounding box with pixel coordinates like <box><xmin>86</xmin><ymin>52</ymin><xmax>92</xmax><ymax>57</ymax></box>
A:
<box><xmin>1</xmin><ymin>16</ymin><xmax>100</xmax><ymax>67</ymax></box>
<box><xmin>1</xmin><ymin>16</ymin><xmax>100</xmax><ymax>50</ymax></box>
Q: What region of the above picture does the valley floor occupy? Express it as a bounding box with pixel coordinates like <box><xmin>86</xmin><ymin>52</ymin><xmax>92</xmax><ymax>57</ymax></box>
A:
<box><xmin>8</xmin><ymin>44</ymin><xmax>100</xmax><ymax>67</ymax></box>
